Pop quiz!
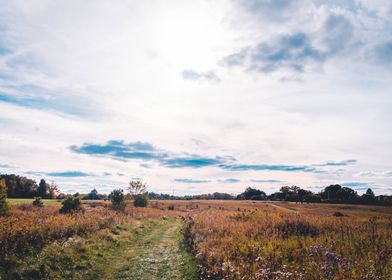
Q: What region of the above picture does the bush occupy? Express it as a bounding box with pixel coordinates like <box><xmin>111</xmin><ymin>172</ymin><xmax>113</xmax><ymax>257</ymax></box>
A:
<box><xmin>110</xmin><ymin>189</ymin><xmax>126</xmax><ymax>211</ymax></box>
<box><xmin>333</xmin><ymin>211</ymin><xmax>345</xmax><ymax>217</ymax></box>
<box><xmin>133</xmin><ymin>194</ymin><xmax>148</xmax><ymax>207</ymax></box>
<box><xmin>32</xmin><ymin>197</ymin><xmax>43</xmax><ymax>207</ymax></box>
<box><xmin>59</xmin><ymin>197</ymin><xmax>82</xmax><ymax>214</ymax></box>
<box><xmin>168</xmin><ymin>205</ymin><xmax>175</xmax><ymax>210</ymax></box>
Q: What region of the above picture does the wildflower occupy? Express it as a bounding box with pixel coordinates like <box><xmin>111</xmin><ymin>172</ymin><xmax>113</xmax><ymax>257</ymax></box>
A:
<box><xmin>341</xmin><ymin>261</ymin><xmax>350</xmax><ymax>271</ymax></box>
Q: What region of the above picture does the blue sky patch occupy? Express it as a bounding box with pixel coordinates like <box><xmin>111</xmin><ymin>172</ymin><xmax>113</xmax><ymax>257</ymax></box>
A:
<box><xmin>46</xmin><ymin>171</ymin><xmax>92</xmax><ymax>177</ymax></box>
<box><xmin>174</xmin><ymin>178</ymin><xmax>211</xmax><ymax>183</ymax></box>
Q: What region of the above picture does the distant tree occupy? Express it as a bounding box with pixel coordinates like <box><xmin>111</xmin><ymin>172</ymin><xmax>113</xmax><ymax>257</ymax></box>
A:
<box><xmin>86</xmin><ymin>188</ymin><xmax>99</xmax><ymax>200</ymax></box>
<box><xmin>0</xmin><ymin>174</ymin><xmax>38</xmax><ymax>198</ymax></box>
<box><xmin>56</xmin><ymin>193</ymin><xmax>66</xmax><ymax>200</ymax></box>
<box><xmin>277</xmin><ymin>186</ymin><xmax>303</xmax><ymax>201</ymax></box>
<box><xmin>212</xmin><ymin>192</ymin><xmax>234</xmax><ymax>200</ymax></box>
<box><xmin>37</xmin><ymin>179</ymin><xmax>49</xmax><ymax>198</ymax></box>
<box><xmin>366</xmin><ymin>188</ymin><xmax>375</xmax><ymax>197</ymax></box>
<box><xmin>32</xmin><ymin>197</ymin><xmax>43</xmax><ymax>207</ymax></box>
<box><xmin>304</xmin><ymin>194</ymin><xmax>321</xmax><ymax>203</ymax></box>
<box><xmin>128</xmin><ymin>180</ymin><xmax>149</xmax><ymax>207</ymax></box>
<box><xmin>298</xmin><ymin>188</ymin><xmax>313</xmax><ymax>202</ymax></box>
<box><xmin>336</xmin><ymin>187</ymin><xmax>357</xmax><ymax>201</ymax></box>
<box><xmin>128</xmin><ymin>180</ymin><xmax>147</xmax><ymax>197</ymax></box>
<box><xmin>240</xmin><ymin>187</ymin><xmax>265</xmax><ymax>200</ymax></box>
<box><xmin>0</xmin><ymin>179</ymin><xmax>9</xmax><ymax>216</ymax></box>
<box><xmin>268</xmin><ymin>191</ymin><xmax>286</xmax><ymax>201</ymax></box>
<box><xmin>362</xmin><ymin>188</ymin><xmax>376</xmax><ymax>203</ymax></box>
<box><xmin>280</xmin><ymin>185</ymin><xmax>300</xmax><ymax>194</ymax></box>
<box><xmin>321</xmin><ymin>184</ymin><xmax>342</xmax><ymax>200</ymax></box>
<box><xmin>48</xmin><ymin>182</ymin><xmax>60</xmax><ymax>199</ymax></box>
<box><xmin>73</xmin><ymin>192</ymin><xmax>80</xmax><ymax>197</ymax></box>
<box><xmin>250</xmin><ymin>194</ymin><xmax>266</xmax><ymax>201</ymax></box>
<box><xmin>59</xmin><ymin>196</ymin><xmax>82</xmax><ymax>213</ymax></box>
<box><xmin>110</xmin><ymin>189</ymin><xmax>126</xmax><ymax>211</ymax></box>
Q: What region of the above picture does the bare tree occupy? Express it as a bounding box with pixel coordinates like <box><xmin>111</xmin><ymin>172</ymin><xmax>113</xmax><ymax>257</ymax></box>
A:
<box><xmin>48</xmin><ymin>182</ymin><xmax>60</xmax><ymax>199</ymax></box>
<box><xmin>128</xmin><ymin>180</ymin><xmax>147</xmax><ymax>197</ymax></box>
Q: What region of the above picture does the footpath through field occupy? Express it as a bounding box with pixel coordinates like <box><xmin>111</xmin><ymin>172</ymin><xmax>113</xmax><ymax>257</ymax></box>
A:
<box><xmin>99</xmin><ymin>219</ymin><xmax>197</xmax><ymax>280</ymax></box>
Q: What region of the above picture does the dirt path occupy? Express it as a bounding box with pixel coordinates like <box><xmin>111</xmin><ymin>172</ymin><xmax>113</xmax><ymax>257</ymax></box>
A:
<box><xmin>268</xmin><ymin>202</ymin><xmax>299</xmax><ymax>214</ymax></box>
<box><xmin>100</xmin><ymin>219</ymin><xmax>197</xmax><ymax>280</ymax></box>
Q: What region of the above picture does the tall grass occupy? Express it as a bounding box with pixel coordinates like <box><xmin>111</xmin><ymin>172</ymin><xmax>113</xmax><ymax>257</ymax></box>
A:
<box><xmin>185</xmin><ymin>207</ymin><xmax>392</xmax><ymax>279</ymax></box>
<box><xmin>0</xmin><ymin>205</ymin><xmax>129</xmax><ymax>262</ymax></box>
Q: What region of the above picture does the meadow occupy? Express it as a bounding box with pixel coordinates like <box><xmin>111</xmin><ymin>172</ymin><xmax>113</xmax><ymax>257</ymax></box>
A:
<box><xmin>0</xmin><ymin>199</ymin><xmax>391</xmax><ymax>279</ymax></box>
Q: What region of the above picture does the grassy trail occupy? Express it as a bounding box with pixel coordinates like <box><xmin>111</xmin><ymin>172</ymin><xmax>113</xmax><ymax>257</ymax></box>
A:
<box><xmin>268</xmin><ymin>202</ymin><xmax>298</xmax><ymax>214</ymax></box>
<box><xmin>2</xmin><ymin>218</ymin><xmax>197</xmax><ymax>280</ymax></box>
<box><xmin>98</xmin><ymin>219</ymin><xmax>197</xmax><ymax>280</ymax></box>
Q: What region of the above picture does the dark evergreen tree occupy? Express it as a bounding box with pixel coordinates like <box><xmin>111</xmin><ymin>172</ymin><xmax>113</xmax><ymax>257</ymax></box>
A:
<box><xmin>38</xmin><ymin>179</ymin><xmax>49</xmax><ymax>198</ymax></box>
<box><xmin>366</xmin><ymin>188</ymin><xmax>375</xmax><ymax>197</ymax></box>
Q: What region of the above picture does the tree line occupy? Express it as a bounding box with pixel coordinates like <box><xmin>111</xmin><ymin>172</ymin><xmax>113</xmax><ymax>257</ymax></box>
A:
<box><xmin>0</xmin><ymin>173</ymin><xmax>391</xmax><ymax>205</ymax></box>
<box><xmin>0</xmin><ymin>174</ymin><xmax>59</xmax><ymax>199</ymax></box>
<box><xmin>147</xmin><ymin>185</ymin><xmax>392</xmax><ymax>205</ymax></box>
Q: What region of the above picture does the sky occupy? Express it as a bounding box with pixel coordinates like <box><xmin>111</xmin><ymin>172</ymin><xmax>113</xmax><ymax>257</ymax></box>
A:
<box><xmin>0</xmin><ymin>0</ymin><xmax>392</xmax><ymax>195</ymax></box>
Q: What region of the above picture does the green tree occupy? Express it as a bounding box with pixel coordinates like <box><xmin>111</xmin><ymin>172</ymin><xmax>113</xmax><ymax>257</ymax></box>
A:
<box><xmin>0</xmin><ymin>174</ymin><xmax>38</xmax><ymax>198</ymax></box>
<box><xmin>366</xmin><ymin>188</ymin><xmax>375</xmax><ymax>197</ymax></box>
<box><xmin>38</xmin><ymin>179</ymin><xmax>49</xmax><ymax>198</ymax></box>
<box><xmin>0</xmin><ymin>179</ymin><xmax>9</xmax><ymax>216</ymax></box>
<box><xmin>362</xmin><ymin>188</ymin><xmax>376</xmax><ymax>203</ymax></box>
<box><xmin>87</xmin><ymin>188</ymin><xmax>99</xmax><ymax>200</ymax></box>
<box><xmin>238</xmin><ymin>187</ymin><xmax>265</xmax><ymax>200</ymax></box>
<box><xmin>321</xmin><ymin>184</ymin><xmax>342</xmax><ymax>200</ymax></box>
<box><xmin>336</xmin><ymin>187</ymin><xmax>357</xmax><ymax>201</ymax></box>
<box><xmin>110</xmin><ymin>189</ymin><xmax>126</xmax><ymax>211</ymax></box>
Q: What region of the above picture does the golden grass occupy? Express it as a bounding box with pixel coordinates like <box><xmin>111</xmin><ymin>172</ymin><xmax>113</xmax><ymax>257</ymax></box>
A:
<box><xmin>0</xmin><ymin>204</ymin><xmax>130</xmax><ymax>260</ymax></box>
<box><xmin>183</xmin><ymin>202</ymin><xmax>392</xmax><ymax>279</ymax></box>
<box><xmin>1</xmin><ymin>199</ymin><xmax>391</xmax><ymax>280</ymax></box>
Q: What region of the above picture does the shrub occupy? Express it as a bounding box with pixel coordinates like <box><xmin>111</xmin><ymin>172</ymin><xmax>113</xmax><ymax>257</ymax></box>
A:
<box><xmin>133</xmin><ymin>194</ymin><xmax>148</xmax><ymax>207</ymax></box>
<box><xmin>333</xmin><ymin>211</ymin><xmax>345</xmax><ymax>217</ymax></box>
<box><xmin>59</xmin><ymin>196</ymin><xmax>82</xmax><ymax>214</ymax></box>
<box><xmin>32</xmin><ymin>197</ymin><xmax>43</xmax><ymax>207</ymax></box>
<box><xmin>0</xmin><ymin>179</ymin><xmax>9</xmax><ymax>216</ymax></box>
<box><xmin>110</xmin><ymin>189</ymin><xmax>126</xmax><ymax>211</ymax></box>
<box><xmin>168</xmin><ymin>205</ymin><xmax>175</xmax><ymax>210</ymax></box>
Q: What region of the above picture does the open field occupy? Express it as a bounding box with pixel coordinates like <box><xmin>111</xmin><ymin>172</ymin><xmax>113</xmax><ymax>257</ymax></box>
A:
<box><xmin>184</xmin><ymin>202</ymin><xmax>392</xmax><ymax>279</ymax></box>
<box><xmin>7</xmin><ymin>198</ymin><xmax>62</xmax><ymax>206</ymax></box>
<box><xmin>1</xmin><ymin>200</ymin><xmax>391</xmax><ymax>279</ymax></box>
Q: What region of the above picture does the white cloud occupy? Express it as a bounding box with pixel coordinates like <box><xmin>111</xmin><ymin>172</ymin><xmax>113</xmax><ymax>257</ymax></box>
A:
<box><xmin>0</xmin><ymin>1</ymin><xmax>391</xmax><ymax>194</ymax></box>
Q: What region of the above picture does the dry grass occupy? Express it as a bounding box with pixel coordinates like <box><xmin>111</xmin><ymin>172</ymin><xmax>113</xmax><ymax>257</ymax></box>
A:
<box><xmin>183</xmin><ymin>202</ymin><xmax>392</xmax><ymax>280</ymax></box>
<box><xmin>1</xmin><ymin>200</ymin><xmax>391</xmax><ymax>280</ymax></box>
<box><xmin>0</xmin><ymin>204</ymin><xmax>130</xmax><ymax>261</ymax></box>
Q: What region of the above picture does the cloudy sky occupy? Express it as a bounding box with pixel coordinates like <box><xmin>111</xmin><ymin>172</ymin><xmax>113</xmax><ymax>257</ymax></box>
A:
<box><xmin>1</xmin><ymin>0</ymin><xmax>392</xmax><ymax>195</ymax></box>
